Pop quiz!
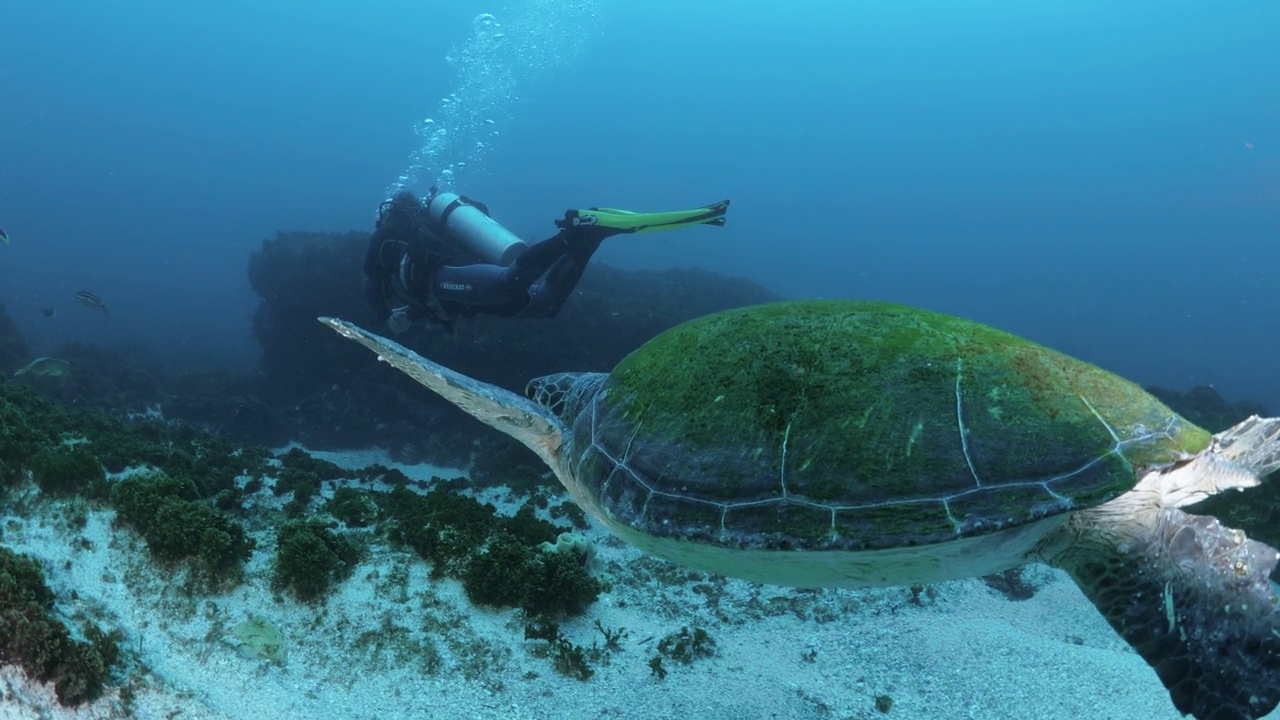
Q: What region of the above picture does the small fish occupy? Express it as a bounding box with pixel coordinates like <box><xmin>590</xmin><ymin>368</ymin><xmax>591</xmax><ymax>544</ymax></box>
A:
<box><xmin>0</xmin><ymin>228</ymin><xmax>9</xmax><ymax>245</ymax></box>
<box><xmin>75</xmin><ymin>290</ymin><xmax>109</xmax><ymax>315</ymax></box>
<box><xmin>41</xmin><ymin>308</ymin><xmax>56</xmax><ymax>318</ymax></box>
<box><xmin>14</xmin><ymin>356</ymin><xmax>71</xmax><ymax>378</ymax></box>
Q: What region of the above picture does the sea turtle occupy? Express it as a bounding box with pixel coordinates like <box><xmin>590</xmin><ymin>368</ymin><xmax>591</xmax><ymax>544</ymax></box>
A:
<box><xmin>321</xmin><ymin>299</ymin><xmax>1280</xmax><ymax>720</ymax></box>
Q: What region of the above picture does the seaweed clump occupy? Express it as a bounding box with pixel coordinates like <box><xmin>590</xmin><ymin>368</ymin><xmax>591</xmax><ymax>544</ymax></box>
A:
<box><xmin>274</xmin><ymin>447</ymin><xmax>350</xmax><ymax>517</ymax></box>
<box><xmin>649</xmin><ymin>625</ymin><xmax>716</xmax><ymax>680</ymax></box>
<box><xmin>29</xmin><ymin>445</ymin><xmax>105</xmax><ymax>497</ymax></box>
<box><xmin>110</xmin><ymin>471</ymin><xmax>256</xmax><ymax>585</ymax></box>
<box><xmin>523</xmin><ymin>619</ymin><xmax>595</xmax><ymax>680</ymax></box>
<box><xmin>522</xmin><ymin>618</ymin><xmax>627</xmax><ymax>681</ymax></box>
<box><xmin>0</xmin><ymin>546</ymin><xmax>118</xmax><ymax>705</ymax></box>
<box><xmin>91</xmin><ymin>418</ymin><xmax>271</xmax><ymax>499</ymax></box>
<box><xmin>380</xmin><ymin>485</ymin><xmax>603</xmax><ymax>617</ymax></box>
<box><xmin>0</xmin><ymin>382</ymin><xmax>66</xmax><ymax>486</ymax></box>
<box><xmin>1</xmin><ymin>372</ymin><xmax>244</xmax><ymax>480</ymax></box>
<box><xmin>271</xmin><ymin>519</ymin><xmax>359</xmax><ymax>603</ymax></box>
<box><xmin>462</xmin><ymin>532</ymin><xmax>602</xmax><ymax>617</ymax></box>
<box><xmin>322</xmin><ymin>487</ymin><xmax>380</xmax><ymax>528</ymax></box>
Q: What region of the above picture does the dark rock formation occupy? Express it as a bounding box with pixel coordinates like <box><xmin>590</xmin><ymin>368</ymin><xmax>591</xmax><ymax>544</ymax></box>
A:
<box><xmin>245</xmin><ymin>229</ymin><xmax>779</xmax><ymax>462</ymax></box>
<box><xmin>36</xmin><ymin>341</ymin><xmax>164</xmax><ymax>412</ymax></box>
<box><xmin>1147</xmin><ymin>384</ymin><xmax>1268</xmax><ymax>434</ymax></box>
<box><xmin>0</xmin><ymin>303</ymin><xmax>32</xmax><ymax>374</ymax></box>
<box><xmin>247</xmin><ymin>230</ymin><xmax>372</xmax><ymax>397</ymax></box>
<box><xmin>161</xmin><ymin>370</ymin><xmax>291</xmax><ymax>448</ymax></box>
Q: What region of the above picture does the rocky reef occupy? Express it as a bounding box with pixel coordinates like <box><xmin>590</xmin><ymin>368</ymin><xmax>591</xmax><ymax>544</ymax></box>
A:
<box><xmin>244</xmin><ymin>231</ymin><xmax>778</xmax><ymax>454</ymax></box>
<box><xmin>1147</xmin><ymin>384</ymin><xmax>1268</xmax><ymax>436</ymax></box>
<box><xmin>0</xmin><ymin>303</ymin><xmax>33</xmax><ymax>375</ymax></box>
<box><xmin>247</xmin><ymin>230</ymin><xmax>778</xmax><ymax>467</ymax></box>
<box><xmin>1</xmin><ymin>230</ymin><xmax>777</xmax><ymax>472</ymax></box>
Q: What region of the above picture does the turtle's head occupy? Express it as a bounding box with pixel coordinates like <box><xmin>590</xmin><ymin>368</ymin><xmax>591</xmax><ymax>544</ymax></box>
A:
<box><xmin>526</xmin><ymin>372</ymin><xmax>608</xmax><ymax>422</ymax></box>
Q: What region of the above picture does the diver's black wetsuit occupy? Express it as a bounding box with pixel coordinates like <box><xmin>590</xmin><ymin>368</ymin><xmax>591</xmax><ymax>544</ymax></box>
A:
<box><xmin>362</xmin><ymin>192</ymin><xmax>611</xmax><ymax>330</ymax></box>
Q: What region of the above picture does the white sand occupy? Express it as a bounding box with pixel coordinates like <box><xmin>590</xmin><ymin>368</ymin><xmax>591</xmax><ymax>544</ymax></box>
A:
<box><xmin>0</xmin><ymin>448</ymin><xmax>1273</xmax><ymax>720</ymax></box>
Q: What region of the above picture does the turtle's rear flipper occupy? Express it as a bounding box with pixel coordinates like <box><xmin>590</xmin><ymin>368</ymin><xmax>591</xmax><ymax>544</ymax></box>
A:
<box><xmin>1058</xmin><ymin>508</ymin><xmax>1280</xmax><ymax>720</ymax></box>
<box><xmin>1214</xmin><ymin>415</ymin><xmax>1280</xmax><ymax>479</ymax></box>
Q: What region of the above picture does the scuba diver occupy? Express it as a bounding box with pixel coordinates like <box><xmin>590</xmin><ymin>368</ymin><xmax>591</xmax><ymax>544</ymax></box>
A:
<box><xmin>363</xmin><ymin>188</ymin><xmax>730</xmax><ymax>333</ymax></box>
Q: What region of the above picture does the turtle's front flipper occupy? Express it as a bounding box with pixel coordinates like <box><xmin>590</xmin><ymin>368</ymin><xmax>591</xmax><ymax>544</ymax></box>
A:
<box><xmin>319</xmin><ymin>317</ymin><xmax>566</xmax><ymax>466</ymax></box>
<box><xmin>1049</xmin><ymin>507</ymin><xmax>1280</xmax><ymax>720</ymax></box>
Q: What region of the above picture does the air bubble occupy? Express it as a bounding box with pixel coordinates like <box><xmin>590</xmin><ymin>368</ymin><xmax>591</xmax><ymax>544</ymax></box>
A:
<box><xmin>474</xmin><ymin>13</ymin><xmax>498</xmax><ymax>31</ymax></box>
<box><xmin>385</xmin><ymin>0</ymin><xmax>601</xmax><ymax>199</ymax></box>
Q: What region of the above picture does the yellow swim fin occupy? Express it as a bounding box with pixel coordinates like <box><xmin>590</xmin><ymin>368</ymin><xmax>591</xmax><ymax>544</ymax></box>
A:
<box><xmin>566</xmin><ymin>199</ymin><xmax>729</xmax><ymax>235</ymax></box>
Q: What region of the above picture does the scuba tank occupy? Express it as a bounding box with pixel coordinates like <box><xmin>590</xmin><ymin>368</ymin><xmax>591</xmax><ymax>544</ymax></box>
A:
<box><xmin>425</xmin><ymin>189</ymin><xmax>528</xmax><ymax>266</ymax></box>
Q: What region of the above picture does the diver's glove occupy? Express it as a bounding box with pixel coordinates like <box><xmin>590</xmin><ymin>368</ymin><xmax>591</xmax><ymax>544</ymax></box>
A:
<box><xmin>387</xmin><ymin>309</ymin><xmax>413</xmax><ymax>335</ymax></box>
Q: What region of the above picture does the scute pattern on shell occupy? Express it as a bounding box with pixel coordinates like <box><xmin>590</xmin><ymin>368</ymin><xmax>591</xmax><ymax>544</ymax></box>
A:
<box><xmin>560</xmin><ymin>300</ymin><xmax>1211</xmax><ymax>551</ymax></box>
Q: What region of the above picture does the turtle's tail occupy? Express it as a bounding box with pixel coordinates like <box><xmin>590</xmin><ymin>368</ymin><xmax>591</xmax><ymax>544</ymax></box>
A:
<box><xmin>1047</xmin><ymin>506</ymin><xmax>1280</xmax><ymax>720</ymax></box>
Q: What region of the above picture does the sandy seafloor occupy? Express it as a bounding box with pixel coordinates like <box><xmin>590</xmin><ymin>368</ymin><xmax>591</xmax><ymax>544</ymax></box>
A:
<box><xmin>0</xmin><ymin>445</ymin><xmax>1273</xmax><ymax>720</ymax></box>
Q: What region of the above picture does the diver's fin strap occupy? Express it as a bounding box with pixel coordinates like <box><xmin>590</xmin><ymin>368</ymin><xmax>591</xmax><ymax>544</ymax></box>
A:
<box><xmin>558</xmin><ymin>199</ymin><xmax>729</xmax><ymax>234</ymax></box>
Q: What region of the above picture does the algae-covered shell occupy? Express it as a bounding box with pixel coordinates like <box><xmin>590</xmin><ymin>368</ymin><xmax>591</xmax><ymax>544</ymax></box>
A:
<box><xmin>569</xmin><ymin>300</ymin><xmax>1210</xmax><ymax>551</ymax></box>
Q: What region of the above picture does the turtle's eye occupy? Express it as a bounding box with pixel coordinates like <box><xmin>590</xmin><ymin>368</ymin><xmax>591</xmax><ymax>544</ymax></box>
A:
<box><xmin>526</xmin><ymin>378</ymin><xmax>568</xmax><ymax>417</ymax></box>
